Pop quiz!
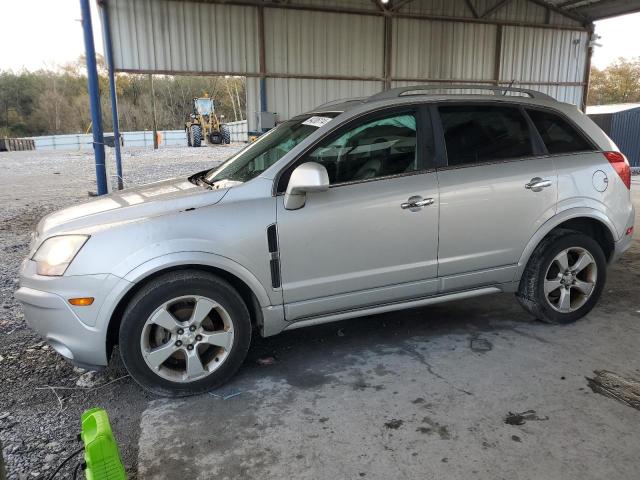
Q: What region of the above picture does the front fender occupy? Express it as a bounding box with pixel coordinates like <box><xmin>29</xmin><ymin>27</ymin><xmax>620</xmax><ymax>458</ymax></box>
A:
<box><xmin>514</xmin><ymin>207</ymin><xmax>618</xmax><ymax>281</ymax></box>
<box><xmin>123</xmin><ymin>251</ymin><xmax>272</xmax><ymax>307</ymax></box>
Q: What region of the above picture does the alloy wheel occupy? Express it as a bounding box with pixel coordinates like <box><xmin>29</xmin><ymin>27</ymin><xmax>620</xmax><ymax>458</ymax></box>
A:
<box><xmin>139</xmin><ymin>295</ymin><xmax>234</xmax><ymax>383</ymax></box>
<box><xmin>544</xmin><ymin>247</ymin><xmax>597</xmax><ymax>313</ymax></box>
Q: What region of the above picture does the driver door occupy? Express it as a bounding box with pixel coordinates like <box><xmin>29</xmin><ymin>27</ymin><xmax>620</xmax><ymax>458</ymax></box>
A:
<box><xmin>275</xmin><ymin>107</ymin><xmax>440</xmax><ymax>321</ymax></box>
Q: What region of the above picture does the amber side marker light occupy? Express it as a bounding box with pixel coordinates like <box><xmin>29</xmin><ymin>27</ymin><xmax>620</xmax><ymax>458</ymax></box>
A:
<box><xmin>69</xmin><ymin>297</ymin><xmax>94</xmax><ymax>306</ymax></box>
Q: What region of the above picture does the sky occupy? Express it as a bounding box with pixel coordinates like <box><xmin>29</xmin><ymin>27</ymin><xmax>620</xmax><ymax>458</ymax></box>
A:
<box><xmin>0</xmin><ymin>1</ymin><xmax>638</xmax><ymax>72</ymax></box>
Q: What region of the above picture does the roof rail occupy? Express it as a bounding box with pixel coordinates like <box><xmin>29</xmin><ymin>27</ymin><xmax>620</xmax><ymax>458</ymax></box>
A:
<box><xmin>366</xmin><ymin>84</ymin><xmax>555</xmax><ymax>102</ymax></box>
<box><xmin>314</xmin><ymin>97</ymin><xmax>366</xmax><ymax>110</ymax></box>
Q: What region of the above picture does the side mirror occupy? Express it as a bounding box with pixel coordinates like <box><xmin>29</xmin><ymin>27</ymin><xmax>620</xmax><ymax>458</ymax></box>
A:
<box><xmin>284</xmin><ymin>162</ymin><xmax>329</xmax><ymax>210</ymax></box>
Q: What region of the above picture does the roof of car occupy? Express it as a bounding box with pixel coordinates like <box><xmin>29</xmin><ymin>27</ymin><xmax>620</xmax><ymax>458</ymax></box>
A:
<box><xmin>312</xmin><ymin>85</ymin><xmax>558</xmax><ymax>114</ymax></box>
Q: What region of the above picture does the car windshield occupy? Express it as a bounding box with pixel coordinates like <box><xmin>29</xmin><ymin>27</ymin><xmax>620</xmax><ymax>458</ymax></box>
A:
<box><xmin>204</xmin><ymin>113</ymin><xmax>340</xmax><ymax>184</ymax></box>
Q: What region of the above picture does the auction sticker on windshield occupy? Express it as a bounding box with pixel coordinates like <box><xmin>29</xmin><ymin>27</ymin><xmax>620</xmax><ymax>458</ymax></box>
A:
<box><xmin>302</xmin><ymin>116</ymin><xmax>334</xmax><ymax>128</ymax></box>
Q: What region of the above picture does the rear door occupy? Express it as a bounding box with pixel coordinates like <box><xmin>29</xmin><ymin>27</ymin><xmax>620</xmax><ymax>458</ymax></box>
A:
<box><xmin>435</xmin><ymin>103</ymin><xmax>557</xmax><ymax>291</ymax></box>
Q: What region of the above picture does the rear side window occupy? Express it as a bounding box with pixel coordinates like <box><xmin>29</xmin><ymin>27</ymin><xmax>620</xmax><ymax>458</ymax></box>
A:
<box><xmin>439</xmin><ymin>105</ymin><xmax>533</xmax><ymax>166</ymax></box>
<box><xmin>527</xmin><ymin>109</ymin><xmax>595</xmax><ymax>155</ymax></box>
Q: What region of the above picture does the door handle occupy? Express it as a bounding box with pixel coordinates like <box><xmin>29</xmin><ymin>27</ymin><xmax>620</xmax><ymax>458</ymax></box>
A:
<box><xmin>525</xmin><ymin>177</ymin><xmax>552</xmax><ymax>192</ymax></box>
<box><xmin>401</xmin><ymin>197</ymin><xmax>434</xmax><ymax>210</ymax></box>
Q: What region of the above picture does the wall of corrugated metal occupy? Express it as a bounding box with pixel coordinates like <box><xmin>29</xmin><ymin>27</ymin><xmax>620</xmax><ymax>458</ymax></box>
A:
<box><xmin>109</xmin><ymin>0</ymin><xmax>260</xmax><ymax>73</ymax></box>
<box><xmin>500</xmin><ymin>28</ymin><xmax>587</xmax><ymax>82</ymax></box>
<box><xmin>107</xmin><ymin>0</ymin><xmax>590</xmax><ymax>130</ymax></box>
<box><xmin>247</xmin><ymin>78</ymin><xmax>382</xmax><ymax>126</ymax></box>
<box><xmin>393</xmin><ymin>20</ymin><xmax>497</xmax><ymax>82</ymax></box>
<box><xmin>264</xmin><ymin>9</ymin><xmax>384</xmax><ymax>77</ymax></box>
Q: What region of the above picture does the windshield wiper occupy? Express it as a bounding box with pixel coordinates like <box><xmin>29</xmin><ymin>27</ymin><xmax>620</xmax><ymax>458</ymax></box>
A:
<box><xmin>189</xmin><ymin>171</ymin><xmax>214</xmax><ymax>188</ymax></box>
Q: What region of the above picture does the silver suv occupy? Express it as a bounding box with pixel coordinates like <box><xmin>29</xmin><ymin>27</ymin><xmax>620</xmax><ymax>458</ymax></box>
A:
<box><xmin>16</xmin><ymin>86</ymin><xmax>634</xmax><ymax>396</ymax></box>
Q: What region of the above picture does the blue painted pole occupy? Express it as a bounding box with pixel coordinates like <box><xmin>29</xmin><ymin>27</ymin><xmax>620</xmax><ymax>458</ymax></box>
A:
<box><xmin>98</xmin><ymin>0</ymin><xmax>123</xmax><ymax>190</ymax></box>
<box><xmin>80</xmin><ymin>0</ymin><xmax>108</xmax><ymax>195</ymax></box>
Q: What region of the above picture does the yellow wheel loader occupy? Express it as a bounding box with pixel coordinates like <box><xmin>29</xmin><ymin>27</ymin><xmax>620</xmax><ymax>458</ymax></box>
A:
<box><xmin>185</xmin><ymin>97</ymin><xmax>231</xmax><ymax>147</ymax></box>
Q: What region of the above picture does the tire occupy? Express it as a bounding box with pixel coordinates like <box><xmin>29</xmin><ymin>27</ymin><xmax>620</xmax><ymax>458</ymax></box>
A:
<box><xmin>516</xmin><ymin>230</ymin><xmax>606</xmax><ymax>324</ymax></box>
<box><xmin>191</xmin><ymin>125</ymin><xmax>202</xmax><ymax>147</ymax></box>
<box><xmin>221</xmin><ymin>125</ymin><xmax>231</xmax><ymax>144</ymax></box>
<box><xmin>186</xmin><ymin>128</ymin><xmax>192</xmax><ymax>147</ymax></box>
<box><xmin>119</xmin><ymin>270</ymin><xmax>251</xmax><ymax>396</ymax></box>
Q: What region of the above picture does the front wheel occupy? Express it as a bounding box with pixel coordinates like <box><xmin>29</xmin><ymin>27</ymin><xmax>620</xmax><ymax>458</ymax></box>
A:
<box><xmin>119</xmin><ymin>271</ymin><xmax>251</xmax><ymax>396</ymax></box>
<box><xmin>190</xmin><ymin>125</ymin><xmax>202</xmax><ymax>147</ymax></box>
<box><xmin>517</xmin><ymin>230</ymin><xmax>606</xmax><ymax>324</ymax></box>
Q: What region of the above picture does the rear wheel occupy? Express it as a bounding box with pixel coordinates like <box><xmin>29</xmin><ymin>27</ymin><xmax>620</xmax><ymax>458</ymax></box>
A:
<box><xmin>190</xmin><ymin>125</ymin><xmax>202</xmax><ymax>147</ymax></box>
<box><xmin>119</xmin><ymin>270</ymin><xmax>251</xmax><ymax>396</ymax></box>
<box><xmin>517</xmin><ymin>230</ymin><xmax>606</xmax><ymax>324</ymax></box>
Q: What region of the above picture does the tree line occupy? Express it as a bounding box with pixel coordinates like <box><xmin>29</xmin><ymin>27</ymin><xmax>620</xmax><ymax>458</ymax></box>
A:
<box><xmin>588</xmin><ymin>57</ymin><xmax>640</xmax><ymax>105</ymax></box>
<box><xmin>0</xmin><ymin>56</ymin><xmax>246</xmax><ymax>138</ymax></box>
<box><xmin>1</xmin><ymin>56</ymin><xmax>638</xmax><ymax>138</ymax></box>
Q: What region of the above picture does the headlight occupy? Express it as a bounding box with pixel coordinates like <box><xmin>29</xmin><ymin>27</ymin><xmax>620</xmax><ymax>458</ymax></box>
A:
<box><xmin>32</xmin><ymin>235</ymin><xmax>89</xmax><ymax>276</ymax></box>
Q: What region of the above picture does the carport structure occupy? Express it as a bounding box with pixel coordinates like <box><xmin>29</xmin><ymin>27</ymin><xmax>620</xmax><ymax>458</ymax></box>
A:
<box><xmin>85</xmin><ymin>0</ymin><xmax>640</xmax><ymax>192</ymax></box>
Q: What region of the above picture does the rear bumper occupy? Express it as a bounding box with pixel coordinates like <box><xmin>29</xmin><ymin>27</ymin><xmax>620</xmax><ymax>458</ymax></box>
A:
<box><xmin>610</xmin><ymin>205</ymin><xmax>635</xmax><ymax>264</ymax></box>
<box><xmin>15</xmin><ymin>261</ymin><xmax>128</xmax><ymax>368</ymax></box>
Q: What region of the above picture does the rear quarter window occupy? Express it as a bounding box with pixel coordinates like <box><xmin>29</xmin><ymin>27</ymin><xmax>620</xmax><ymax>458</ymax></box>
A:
<box><xmin>527</xmin><ymin>109</ymin><xmax>595</xmax><ymax>155</ymax></box>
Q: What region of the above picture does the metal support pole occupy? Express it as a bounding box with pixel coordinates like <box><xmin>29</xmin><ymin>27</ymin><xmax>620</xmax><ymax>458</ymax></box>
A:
<box><xmin>258</xmin><ymin>6</ymin><xmax>268</xmax><ymax>130</ymax></box>
<box><xmin>80</xmin><ymin>0</ymin><xmax>108</xmax><ymax>195</ymax></box>
<box><xmin>383</xmin><ymin>14</ymin><xmax>392</xmax><ymax>91</ymax></box>
<box><xmin>581</xmin><ymin>24</ymin><xmax>595</xmax><ymax>112</ymax></box>
<box><xmin>494</xmin><ymin>24</ymin><xmax>503</xmax><ymax>86</ymax></box>
<box><xmin>149</xmin><ymin>74</ymin><xmax>159</xmax><ymax>149</ymax></box>
<box><xmin>98</xmin><ymin>0</ymin><xmax>123</xmax><ymax>190</ymax></box>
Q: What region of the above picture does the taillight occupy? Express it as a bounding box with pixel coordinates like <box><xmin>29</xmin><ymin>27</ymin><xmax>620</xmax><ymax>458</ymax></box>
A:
<box><xmin>604</xmin><ymin>151</ymin><xmax>631</xmax><ymax>189</ymax></box>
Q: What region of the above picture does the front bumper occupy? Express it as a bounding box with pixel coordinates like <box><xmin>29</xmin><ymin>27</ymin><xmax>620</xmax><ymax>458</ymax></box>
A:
<box><xmin>15</xmin><ymin>260</ymin><xmax>126</xmax><ymax>368</ymax></box>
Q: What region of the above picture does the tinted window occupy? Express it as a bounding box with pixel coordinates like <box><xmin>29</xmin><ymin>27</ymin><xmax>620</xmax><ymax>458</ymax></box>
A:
<box><xmin>439</xmin><ymin>105</ymin><xmax>533</xmax><ymax>165</ymax></box>
<box><xmin>527</xmin><ymin>109</ymin><xmax>594</xmax><ymax>154</ymax></box>
<box><xmin>304</xmin><ymin>113</ymin><xmax>419</xmax><ymax>185</ymax></box>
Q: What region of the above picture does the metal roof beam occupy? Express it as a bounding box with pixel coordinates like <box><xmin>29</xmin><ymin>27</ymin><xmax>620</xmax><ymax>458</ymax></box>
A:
<box><xmin>556</xmin><ymin>0</ymin><xmax>591</xmax><ymax>9</ymax></box>
<box><xmin>160</xmin><ymin>0</ymin><xmax>588</xmax><ymax>30</ymax></box>
<box><xmin>464</xmin><ymin>0</ymin><xmax>480</xmax><ymax>18</ymax></box>
<box><xmin>391</xmin><ymin>0</ymin><xmax>416</xmax><ymax>12</ymax></box>
<box><xmin>481</xmin><ymin>0</ymin><xmax>514</xmax><ymax>18</ymax></box>
<box><xmin>527</xmin><ymin>0</ymin><xmax>589</xmax><ymax>23</ymax></box>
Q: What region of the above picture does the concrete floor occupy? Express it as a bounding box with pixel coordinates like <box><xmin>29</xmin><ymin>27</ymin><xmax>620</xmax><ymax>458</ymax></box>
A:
<box><xmin>136</xmin><ymin>183</ymin><xmax>640</xmax><ymax>480</ymax></box>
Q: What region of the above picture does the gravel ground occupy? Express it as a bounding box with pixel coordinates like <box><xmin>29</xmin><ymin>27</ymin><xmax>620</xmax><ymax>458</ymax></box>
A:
<box><xmin>0</xmin><ymin>145</ymin><xmax>240</xmax><ymax>479</ymax></box>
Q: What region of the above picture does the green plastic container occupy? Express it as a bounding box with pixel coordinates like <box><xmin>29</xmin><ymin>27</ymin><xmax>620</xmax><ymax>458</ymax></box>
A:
<box><xmin>80</xmin><ymin>408</ymin><xmax>127</xmax><ymax>480</ymax></box>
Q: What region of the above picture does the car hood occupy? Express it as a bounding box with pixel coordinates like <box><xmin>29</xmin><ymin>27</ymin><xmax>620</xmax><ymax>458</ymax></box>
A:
<box><xmin>37</xmin><ymin>177</ymin><xmax>231</xmax><ymax>237</ymax></box>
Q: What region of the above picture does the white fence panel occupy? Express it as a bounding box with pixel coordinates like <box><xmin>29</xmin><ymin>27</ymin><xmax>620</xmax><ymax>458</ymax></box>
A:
<box><xmin>30</xmin><ymin>122</ymin><xmax>248</xmax><ymax>151</ymax></box>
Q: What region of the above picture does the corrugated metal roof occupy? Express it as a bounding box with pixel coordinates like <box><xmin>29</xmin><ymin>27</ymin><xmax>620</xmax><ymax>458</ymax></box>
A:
<box><xmin>586</xmin><ymin>103</ymin><xmax>640</xmax><ymax>114</ymax></box>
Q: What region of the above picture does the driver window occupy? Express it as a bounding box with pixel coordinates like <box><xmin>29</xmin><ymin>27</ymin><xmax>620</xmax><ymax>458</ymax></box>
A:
<box><xmin>306</xmin><ymin>113</ymin><xmax>418</xmax><ymax>185</ymax></box>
